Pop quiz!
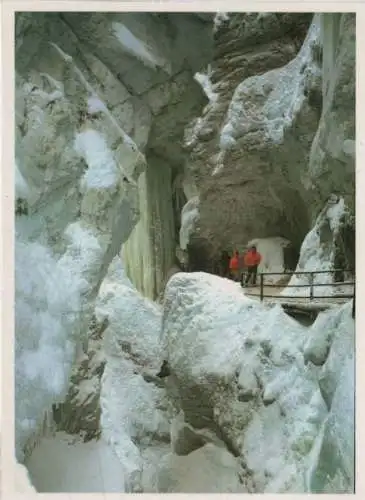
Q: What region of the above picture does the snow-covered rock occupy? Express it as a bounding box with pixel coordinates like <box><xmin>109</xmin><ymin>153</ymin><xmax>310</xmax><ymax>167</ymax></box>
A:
<box><xmin>51</xmin><ymin>314</ymin><xmax>108</xmax><ymax>441</ymax></box>
<box><xmin>160</xmin><ymin>271</ymin><xmax>354</xmax><ymax>492</ymax></box>
<box><xmin>219</xmin><ymin>19</ymin><xmax>321</xmax><ymax>152</ymax></box>
<box><xmin>308</xmin><ymin>355</ymin><xmax>354</xmax><ymax>493</ymax></box>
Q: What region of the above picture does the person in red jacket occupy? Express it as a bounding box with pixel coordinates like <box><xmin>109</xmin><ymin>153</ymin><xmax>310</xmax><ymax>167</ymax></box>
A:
<box><xmin>243</xmin><ymin>245</ymin><xmax>262</xmax><ymax>286</ymax></box>
<box><xmin>229</xmin><ymin>250</ymin><xmax>240</xmax><ymax>281</ymax></box>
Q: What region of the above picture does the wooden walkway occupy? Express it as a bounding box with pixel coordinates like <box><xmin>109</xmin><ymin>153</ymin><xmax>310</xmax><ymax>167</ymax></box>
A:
<box><xmin>241</xmin><ymin>269</ymin><xmax>355</xmax><ymax>318</ymax></box>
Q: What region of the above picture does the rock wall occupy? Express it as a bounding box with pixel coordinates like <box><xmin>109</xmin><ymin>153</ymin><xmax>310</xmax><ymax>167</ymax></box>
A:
<box><xmin>306</xmin><ymin>14</ymin><xmax>355</xmax><ymax>217</ymax></box>
<box><xmin>182</xmin><ymin>13</ymin><xmax>355</xmax><ymax>273</ymax></box>
<box><xmin>183</xmin><ymin>13</ymin><xmax>316</xmax><ymax>269</ymax></box>
<box><xmin>15</xmin><ymin>12</ymin><xmax>213</xmax><ymax>459</ymax></box>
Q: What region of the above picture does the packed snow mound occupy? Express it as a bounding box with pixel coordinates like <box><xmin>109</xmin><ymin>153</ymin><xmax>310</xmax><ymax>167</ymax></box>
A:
<box><xmin>96</xmin><ymin>258</ymin><xmax>172</xmax><ymax>492</ymax></box>
<box><xmin>161</xmin><ymin>272</ymin><xmax>354</xmax><ymax>492</ymax></box>
<box><xmin>281</xmin><ymin>196</ymin><xmax>354</xmax><ymax>298</ymax></box>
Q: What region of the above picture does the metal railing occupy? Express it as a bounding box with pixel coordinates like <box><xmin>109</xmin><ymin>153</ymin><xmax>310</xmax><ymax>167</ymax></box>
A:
<box><xmin>242</xmin><ymin>268</ymin><xmax>355</xmax><ymax>317</ymax></box>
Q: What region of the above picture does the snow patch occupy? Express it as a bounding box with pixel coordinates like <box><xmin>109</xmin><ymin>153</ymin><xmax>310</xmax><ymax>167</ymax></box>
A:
<box><xmin>15</xmin><ymin>462</ymin><xmax>37</xmax><ymax>492</ymax></box>
<box><xmin>74</xmin><ymin>130</ymin><xmax>119</xmax><ymax>190</ymax></box>
<box><xmin>214</xmin><ymin>12</ymin><xmax>230</xmax><ymax>32</ymax></box>
<box><xmin>87</xmin><ymin>95</ymin><xmax>107</xmax><ymax>115</ymax></box>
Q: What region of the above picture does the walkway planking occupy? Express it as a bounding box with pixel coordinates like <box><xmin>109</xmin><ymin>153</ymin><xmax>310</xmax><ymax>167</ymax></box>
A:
<box><xmin>243</xmin><ymin>283</ymin><xmax>354</xmax><ymax>314</ymax></box>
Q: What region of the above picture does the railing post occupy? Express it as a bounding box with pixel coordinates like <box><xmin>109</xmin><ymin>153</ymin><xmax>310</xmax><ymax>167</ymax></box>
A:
<box><xmin>352</xmin><ymin>286</ymin><xmax>355</xmax><ymax>319</ymax></box>
<box><xmin>260</xmin><ymin>273</ymin><xmax>264</xmax><ymax>302</ymax></box>
<box><xmin>309</xmin><ymin>272</ymin><xmax>314</xmax><ymax>301</ymax></box>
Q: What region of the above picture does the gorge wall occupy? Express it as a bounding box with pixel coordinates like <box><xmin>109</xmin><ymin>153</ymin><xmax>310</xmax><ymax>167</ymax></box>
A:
<box><xmin>14</xmin><ymin>11</ymin><xmax>355</xmax><ymax>490</ymax></box>
<box><xmin>120</xmin><ymin>13</ymin><xmax>355</xmax><ymax>295</ymax></box>
<box><xmin>15</xmin><ymin>11</ymin><xmax>213</xmax><ymax>459</ymax></box>
<box><xmin>181</xmin><ymin>12</ymin><xmax>355</xmax><ymax>275</ymax></box>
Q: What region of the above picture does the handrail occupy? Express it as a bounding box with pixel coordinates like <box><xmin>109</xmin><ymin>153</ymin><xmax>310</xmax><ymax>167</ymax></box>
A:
<box><xmin>262</xmin><ymin>281</ymin><xmax>354</xmax><ymax>288</ymax></box>
<box><xmin>258</xmin><ymin>268</ymin><xmax>354</xmax><ymax>277</ymax></box>
<box><xmin>242</xmin><ymin>268</ymin><xmax>355</xmax><ymax>318</ymax></box>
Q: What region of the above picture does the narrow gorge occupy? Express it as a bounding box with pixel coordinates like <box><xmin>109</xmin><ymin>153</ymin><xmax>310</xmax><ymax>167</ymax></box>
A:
<box><xmin>14</xmin><ymin>11</ymin><xmax>355</xmax><ymax>493</ymax></box>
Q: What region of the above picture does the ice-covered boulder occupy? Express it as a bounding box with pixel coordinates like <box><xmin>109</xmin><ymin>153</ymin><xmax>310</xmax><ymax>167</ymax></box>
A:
<box><xmin>94</xmin><ymin>258</ymin><xmax>173</xmax><ymax>492</ymax></box>
<box><xmin>160</xmin><ymin>271</ymin><xmax>354</xmax><ymax>492</ymax></box>
<box><xmin>156</xmin><ymin>443</ymin><xmax>245</xmax><ymax>492</ymax></box>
